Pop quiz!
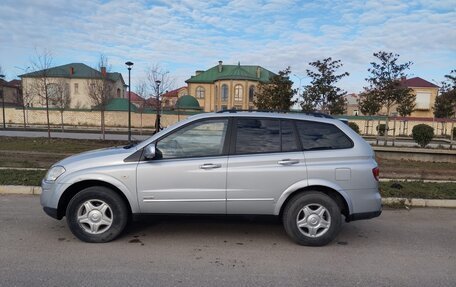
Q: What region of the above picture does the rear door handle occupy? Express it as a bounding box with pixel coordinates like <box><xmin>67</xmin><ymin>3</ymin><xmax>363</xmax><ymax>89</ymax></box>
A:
<box><xmin>278</xmin><ymin>159</ymin><xmax>300</xmax><ymax>165</ymax></box>
<box><xmin>200</xmin><ymin>163</ymin><xmax>222</xmax><ymax>170</ymax></box>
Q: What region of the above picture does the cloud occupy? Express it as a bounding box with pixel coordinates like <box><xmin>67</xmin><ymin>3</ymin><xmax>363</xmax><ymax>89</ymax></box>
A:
<box><xmin>0</xmin><ymin>0</ymin><xmax>454</xmax><ymax>93</ymax></box>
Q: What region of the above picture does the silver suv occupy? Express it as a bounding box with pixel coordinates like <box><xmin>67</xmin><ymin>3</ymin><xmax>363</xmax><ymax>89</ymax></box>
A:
<box><xmin>41</xmin><ymin>112</ymin><xmax>381</xmax><ymax>246</ymax></box>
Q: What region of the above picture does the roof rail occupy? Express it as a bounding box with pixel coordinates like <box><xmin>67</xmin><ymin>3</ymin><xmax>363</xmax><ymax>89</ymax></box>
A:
<box><xmin>215</xmin><ymin>109</ymin><xmax>335</xmax><ymax>119</ymax></box>
<box><xmin>216</xmin><ymin>109</ymin><xmax>288</xmax><ymax>114</ymax></box>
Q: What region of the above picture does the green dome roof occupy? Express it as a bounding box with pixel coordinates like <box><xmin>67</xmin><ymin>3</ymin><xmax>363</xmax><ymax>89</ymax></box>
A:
<box><xmin>175</xmin><ymin>95</ymin><xmax>201</xmax><ymax>110</ymax></box>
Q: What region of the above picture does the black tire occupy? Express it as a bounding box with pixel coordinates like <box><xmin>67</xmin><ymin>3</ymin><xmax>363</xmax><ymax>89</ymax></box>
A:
<box><xmin>283</xmin><ymin>191</ymin><xmax>341</xmax><ymax>246</ymax></box>
<box><xmin>66</xmin><ymin>186</ymin><xmax>128</xmax><ymax>243</ymax></box>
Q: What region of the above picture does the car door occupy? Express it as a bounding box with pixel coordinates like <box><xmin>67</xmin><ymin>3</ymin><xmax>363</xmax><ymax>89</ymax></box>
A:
<box><xmin>136</xmin><ymin>118</ymin><xmax>230</xmax><ymax>214</ymax></box>
<box><xmin>226</xmin><ymin>118</ymin><xmax>307</xmax><ymax>215</ymax></box>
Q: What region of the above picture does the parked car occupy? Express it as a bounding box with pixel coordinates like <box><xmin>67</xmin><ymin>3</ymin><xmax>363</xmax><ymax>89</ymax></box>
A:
<box><xmin>41</xmin><ymin>111</ymin><xmax>381</xmax><ymax>246</ymax></box>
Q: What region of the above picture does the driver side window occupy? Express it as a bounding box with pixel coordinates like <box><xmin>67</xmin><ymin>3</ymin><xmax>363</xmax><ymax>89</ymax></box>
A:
<box><xmin>156</xmin><ymin>119</ymin><xmax>228</xmax><ymax>159</ymax></box>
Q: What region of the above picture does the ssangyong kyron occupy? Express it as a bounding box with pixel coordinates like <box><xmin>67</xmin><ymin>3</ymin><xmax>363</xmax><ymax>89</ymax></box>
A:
<box><xmin>41</xmin><ymin>111</ymin><xmax>381</xmax><ymax>246</ymax></box>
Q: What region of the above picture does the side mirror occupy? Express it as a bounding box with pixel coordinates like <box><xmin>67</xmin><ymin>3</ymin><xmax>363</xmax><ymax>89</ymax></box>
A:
<box><xmin>144</xmin><ymin>144</ymin><xmax>156</xmax><ymax>160</ymax></box>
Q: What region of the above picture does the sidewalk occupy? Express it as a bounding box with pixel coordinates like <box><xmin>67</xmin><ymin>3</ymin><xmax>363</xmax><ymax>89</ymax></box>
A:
<box><xmin>1</xmin><ymin>185</ymin><xmax>455</xmax><ymax>208</ymax></box>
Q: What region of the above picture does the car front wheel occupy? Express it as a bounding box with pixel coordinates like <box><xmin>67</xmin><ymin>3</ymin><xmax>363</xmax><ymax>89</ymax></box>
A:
<box><xmin>283</xmin><ymin>191</ymin><xmax>342</xmax><ymax>246</ymax></box>
<box><xmin>66</xmin><ymin>186</ymin><xmax>128</xmax><ymax>243</ymax></box>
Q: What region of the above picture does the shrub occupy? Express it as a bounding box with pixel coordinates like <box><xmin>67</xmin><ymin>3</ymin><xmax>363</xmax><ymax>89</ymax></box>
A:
<box><xmin>348</xmin><ymin>122</ymin><xmax>360</xmax><ymax>134</ymax></box>
<box><xmin>412</xmin><ymin>124</ymin><xmax>434</xmax><ymax>148</ymax></box>
<box><xmin>376</xmin><ymin>124</ymin><xmax>386</xmax><ymax>136</ymax></box>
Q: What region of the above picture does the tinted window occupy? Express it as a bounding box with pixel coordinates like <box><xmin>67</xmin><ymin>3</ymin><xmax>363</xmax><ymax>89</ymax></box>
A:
<box><xmin>281</xmin><ymin>120</ymin><xmax>299</xmax><ymax>152</ymax></box>
<box><xmin>296</xmin><ymin>121</ymin><xmax>353</xmax><ymax>150</ymax></box>
<box><xmin>156</xmin><ymin>119</ymin><xmax>228</xmax><ymax>159</ymax></box>
<box><xmin>235</xmin><ymin>119</ymin><xmax>280</xmax><ymax>154</ymax></box>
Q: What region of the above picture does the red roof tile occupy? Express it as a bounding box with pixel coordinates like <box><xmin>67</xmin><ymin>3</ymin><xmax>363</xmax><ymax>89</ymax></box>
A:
<box><xmin>162</xmin><ymin>87</ymin><xmax>186</xmax><ymax>98</ymax></box>
<box><xmin>125</xmin><ymin>91</ymin><xmax>145</xmax><ymax>102</ymax></box>
<box><xmin>401</xmin><ymin>77</ymin><xmax>439</xmax><ymax>88</ymax></box>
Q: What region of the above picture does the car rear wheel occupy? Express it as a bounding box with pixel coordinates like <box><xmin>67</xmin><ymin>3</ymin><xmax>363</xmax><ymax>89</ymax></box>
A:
<box><xmin>283</xmin><ymin>191</ymin><xmax>341</xmax><ymax>246</ymax></box>
<box><xmin>66</xmin><ymin>186</ymin><xmax>128</xmax><ymax>243</ymax></box>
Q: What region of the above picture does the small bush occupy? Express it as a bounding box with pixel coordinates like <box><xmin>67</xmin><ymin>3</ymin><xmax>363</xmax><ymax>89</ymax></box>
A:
<box><xmin>412</xmin><ymin>124</ymin><xmax>434</xmax><ymax>148</ymax></box>
<box><xmin>348</xmin><ymin>122</ymin><xmax>360</xmax><ymax>134</ymax></box>
<box><xmin>376</xmin><ymin>124</ymin><xmax>386</xmax><ymax>136</ymax></box>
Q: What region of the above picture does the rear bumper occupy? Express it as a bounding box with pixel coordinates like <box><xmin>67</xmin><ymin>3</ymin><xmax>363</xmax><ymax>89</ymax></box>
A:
<box><xmin>346</xmin><ymin>210</ymin><xmax>382</xmax><ymax>222</ymax></box>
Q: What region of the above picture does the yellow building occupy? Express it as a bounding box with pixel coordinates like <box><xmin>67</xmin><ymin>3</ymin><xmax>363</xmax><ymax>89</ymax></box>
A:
<box><xmin>347</xmin><ymin>77</ymin><xmax>440</xmax><ymax>118</ymax></box>
<box><xmin>400</xmin><ymin>77</ymin><xmax>439</xmax><ymax>118</ymax></box>
<box><xmin>185</xmin><ymin>61</ymin><xmax>275</xmax><ymax>112</ymax></box>
<box><xmin>20</xmin><ymin>63</ymin><xmax>125</xmax><ymax>109</ymax></box>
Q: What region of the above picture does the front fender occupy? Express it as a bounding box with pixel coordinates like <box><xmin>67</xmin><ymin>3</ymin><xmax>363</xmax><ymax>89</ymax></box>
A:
<box><xmin>57</xmin><ymin>172</ymin><xmax>140</xmax><ymax>214</ymax></box>
<box><xmin>273</xmin><ymin>179</ymin><xmax>353</xmax><ymax>215</ymax></box>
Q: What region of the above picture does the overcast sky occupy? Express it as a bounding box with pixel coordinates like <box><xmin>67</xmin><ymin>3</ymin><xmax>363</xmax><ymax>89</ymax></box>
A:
<box><xmin>1</xmin><ymin>0</ymin><xmax>455</xmax><ymax>94</ymax></box>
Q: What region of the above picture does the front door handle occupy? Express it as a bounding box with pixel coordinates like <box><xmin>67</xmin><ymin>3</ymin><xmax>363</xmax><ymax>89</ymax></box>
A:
<box><xmin>278</xmin><ymin>159</ymin><xmax>300</xmax><ymax>165</ymax></box>
<box><xmin>200</xmin><ymin>163</ymin><xmax>222</xmax><ymax>170</ymax></box>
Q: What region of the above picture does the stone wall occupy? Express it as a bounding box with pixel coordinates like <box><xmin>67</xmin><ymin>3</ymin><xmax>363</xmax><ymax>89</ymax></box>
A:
<box><xmin>348</xmin><ymin>117</ymin><xmax>455</xmax><ymax>137</ymax></box>
<box><xmin>3</xmin><ymin>107</ymin><xmax>192</xmax><ymax>128</ymax></box>
<box><xmin>3</xmin><ymin>108</ymin><xmax>455</xmax><ymax>138</ymax></box>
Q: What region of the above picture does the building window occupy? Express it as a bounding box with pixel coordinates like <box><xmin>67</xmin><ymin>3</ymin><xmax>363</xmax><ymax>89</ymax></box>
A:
<box><xmin>196</xmin><ymin>86</ymin><xmax>205</xmax><ymax>99</ymax></box>
<box><xmin>234</xmin><ymin>84</ymin><xmax>243</xmax><ymax>102</ymax></box>
<box><xmin>249</xmin><ymin>85</ymin><xmax>255</xmax><ymax>102</ymax></box>
<box><xmin>221</xmin><ymin>105</ymin><xmax>228</xmax><ymax>110</ymax></box>
<box><xmin>74</xmin><ymin>83</ymin><xmax>79</xmax><ymax>94</ymax></box>
<box><xmin>117</xmin><ymin>88</ymin><xmax>121</xmax><ymax>97</ymax></box>
<box><xmin>415</xmin><ymin>92</ymin><xmax>431</xmax><ymax>110</ymax></box>
<box><xmin>221</xmin><ymin>84</ymin><xmax>228</xmax><ymax>102</ymax></box>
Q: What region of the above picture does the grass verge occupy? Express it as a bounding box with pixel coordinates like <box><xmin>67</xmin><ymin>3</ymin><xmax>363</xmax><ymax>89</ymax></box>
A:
<box><xmin>0</xmin><ymin>137</ymin><xmax>128</xmax><ymax>154</ymax></box>
<box><xmin>380</xmin><ymin>181</ymin><xmax>456</xmax><ymax>199</ymax></box>
<box><xmin>0</xmin><ymin>169</ymin><xmax>47</xmax><ymax>186</ymax></box>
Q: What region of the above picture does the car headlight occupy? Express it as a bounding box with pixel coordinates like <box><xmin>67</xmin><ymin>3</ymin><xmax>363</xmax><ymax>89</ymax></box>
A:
<box><xmin>45</xmin><ymin>166</ymin><xmax>66</xmax><ymax>182</ymax></box>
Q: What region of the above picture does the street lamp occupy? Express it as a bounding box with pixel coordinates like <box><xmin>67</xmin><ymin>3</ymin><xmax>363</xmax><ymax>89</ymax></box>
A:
<box><xmin>0</xmin><ymin>74</ymin><xmax>5</xmax><ymax>129</ymax></box>
<box><xmin>155</xmin><ymin>80</ymin><xmax>161</xmax><ymax>133</ymax></box>
<box><xmin>125</xmin><ymin>61</ymin><xmax>134</xmax><ymax>142</ymax></box>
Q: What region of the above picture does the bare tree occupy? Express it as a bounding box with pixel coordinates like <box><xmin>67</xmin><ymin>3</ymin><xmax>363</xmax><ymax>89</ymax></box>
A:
<box><xmin>51</xmin><ymin>78</ymin><xmax>71</xmax><ymax>132</ymax></box>
<box><xmin>135</xmin><ymin>80</ymin><xmax>149</xmax><ymax>135</ymax></box>
<box><xmin>29</xmin><ymin>48</ymin><xmax>53</xmax><ymax>139</ymax></box>
<box><xmin>145</xmin><ymin>64</ymin><xmax>175</xmax><ymax>132</ymax></box>
<box><xmin>87</xmin><ymin>55</ymin><xmax>115</xmax><ymax>140</ymax></box>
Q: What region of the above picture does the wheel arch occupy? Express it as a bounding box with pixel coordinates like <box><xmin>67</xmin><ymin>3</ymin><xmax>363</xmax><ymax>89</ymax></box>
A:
<box><xmin>56</xmin><ymin>180</ymin><xmax>132</xmax><ymax>220</ymax></box>
<box><xmin>277</xmin><ymin>185</ymin><xmax>351</xmax><ymax>219</ymax></box>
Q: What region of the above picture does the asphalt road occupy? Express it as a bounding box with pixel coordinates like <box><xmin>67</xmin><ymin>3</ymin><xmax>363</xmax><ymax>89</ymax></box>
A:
<box><xmin>1</xmin><ymin>195</ymin><xmax>455</xmax><ymax>287</ymax></box>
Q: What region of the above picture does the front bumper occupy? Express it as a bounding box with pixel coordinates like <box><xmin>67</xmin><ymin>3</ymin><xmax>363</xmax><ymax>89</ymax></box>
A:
<box><xmin>43</xmin><ymin>207</ymin><xmax>59</xmax><ymax>219</ymax></box>
<box><xmin>40</xmin><ymin>180</ymin><xmax>66</xmax><ymax>220</ymax></box>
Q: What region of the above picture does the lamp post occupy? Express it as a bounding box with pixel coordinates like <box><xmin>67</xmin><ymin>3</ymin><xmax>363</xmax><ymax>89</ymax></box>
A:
<box><xmin>0</xmin><ymin>74</ymin><xmax>5</xmax><ymax>129</ymax></box>
<box><xmin>125</xmin><ymin>61</ymin><xmax>134</xmax><ymax>142</ymax></box>
<box><xmin>155</xmin><ymin>80</ymin><xmax>161</xmax><ymax>133</ymax></box>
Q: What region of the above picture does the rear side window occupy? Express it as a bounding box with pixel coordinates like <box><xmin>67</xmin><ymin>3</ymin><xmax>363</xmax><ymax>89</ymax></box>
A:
<box><xmin>234</xmin><ymin>118</ymin><xmax>300</xmax><ymax>154</ymax></box>
<box><xmin>296</xmin><ymin>121</ymin><xmax>353</xmax><ymax>150</ymax></box>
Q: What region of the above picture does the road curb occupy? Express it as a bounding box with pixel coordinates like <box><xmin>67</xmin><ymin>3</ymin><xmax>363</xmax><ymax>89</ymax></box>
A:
<box><xmin>382</xmin><ymin>197</ymin><xmax>456</xmax><ymax>208</ymax></box>
<box><xmin>0</xmin><ymin>185</ymin><xmax>455</xmax><ymax>208</ymax></box>
<box><xmin>0</xmin><ymin>185</ymin><xmax>42</xmax><ymax>195</ymax></box>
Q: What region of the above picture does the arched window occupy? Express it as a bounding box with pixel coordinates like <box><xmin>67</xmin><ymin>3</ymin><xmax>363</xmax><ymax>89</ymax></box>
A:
<box><xmin>249</xmin><ymin>85</ymin><xmax>255</xmax><ymax>102</ymax></box>
<box><xmin>234</xmin><ymin>84</ymin><xmax>243</xmax><ymax>102</ymax></box>
<box><xmin>221</xmin><ymin>84</ymin><xmax>228</xmax><ymax>102</ymax></box>
<box><xmin>196</xmin><ymin>86</ymin><xmax>205</xmax><ymax>99</ymax></box>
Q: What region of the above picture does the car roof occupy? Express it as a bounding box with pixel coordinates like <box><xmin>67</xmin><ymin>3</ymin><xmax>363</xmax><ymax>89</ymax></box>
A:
<box><xmin>188</xmin><ymin>111</ymin><xmax>342</xmax><ymax>124</ymax></box>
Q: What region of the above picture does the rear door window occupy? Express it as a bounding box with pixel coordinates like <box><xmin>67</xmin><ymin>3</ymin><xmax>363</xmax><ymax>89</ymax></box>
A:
<box><xmin>234</xmin><ymin>118</ymin><xmax>300</xmax><ymax>154</ymax></box>
<box><xmin>296</xmin><ymin>121</ymin><xmax>353</xmax><ymax>150</ymax></box>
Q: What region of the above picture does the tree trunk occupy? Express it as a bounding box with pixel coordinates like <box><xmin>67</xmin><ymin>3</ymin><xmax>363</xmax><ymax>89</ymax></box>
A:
<box><xmin>60</xmin><ymin>110</ymin><xmax>64</xmax><ymax>133</ymax></box>
<box><xmin>45</xmin><ymin>89</ymin><xmax>51</xmax><ymax>139</ymax></box>
<box><xmin>22</xmin><ymin>104</ymin><xmax>26</xmax><ymax>129</ymax></box>
<box><xmin>101</xmin><ymin>110</ymin><xmax>105</xmax><ymax>141</ymax></box>
<box><xmin>384</xmin><ymin>106</ymin><xmax>390</xmax><ymax>146</ymax></box>
<box><xmin>140</xmin><ymin>112</ymin><xmax>143</xmax><ymax>136</ymax></box>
